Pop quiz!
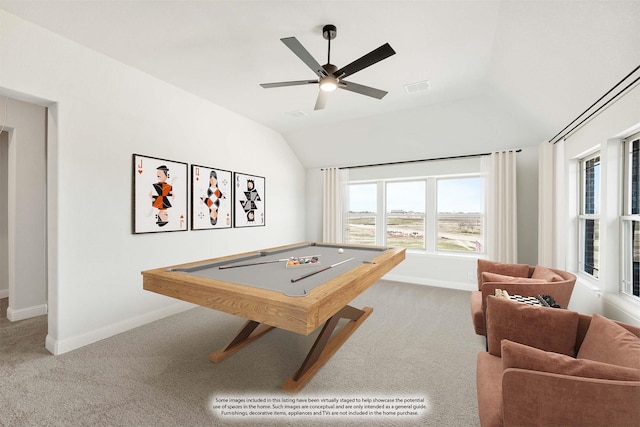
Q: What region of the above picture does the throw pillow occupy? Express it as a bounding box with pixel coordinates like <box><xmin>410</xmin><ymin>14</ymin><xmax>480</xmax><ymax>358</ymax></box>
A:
<box><xmin>486</xmin><ymin>296</ymin><xmax>579</xmax><ymax>357</ymax></box>
<box><xmin>477</xmin><ymin>259</ymin><xmax>530</xmax><ymax>290</ymax></box>
<box><xmin>531</xmin><ymin>265</ymin><xmax>563</xmax><ymax>282</ymax></box>
<box><xmin>577</xmin><ymin>314</ymin><xmax>640</xmax><ymax>369</ymax></box>
<box><xmin>502</xmin><ymin>339</ymin><xmax>640</xmax><ymax>381</ymax></box>
<box><xmin>481</xmin><ymin>272</ymin><xmax>547</xmax><ymax>285</ymax></box>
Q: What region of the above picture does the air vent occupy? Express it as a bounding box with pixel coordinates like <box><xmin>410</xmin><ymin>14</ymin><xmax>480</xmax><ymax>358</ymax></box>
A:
<box><xmin>404</xmin><ymin>80</ymin><xmax>430</xmax><ymax>94</ymax></box>
<box><xmin>285</xmin><ymin>110</ymin><xmax>308</xmax><ymax>118</ymax></box>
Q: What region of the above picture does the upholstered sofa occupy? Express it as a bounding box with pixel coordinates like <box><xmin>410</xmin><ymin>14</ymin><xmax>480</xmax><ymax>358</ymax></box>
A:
<box><xmin>476</xmin><ymin>296</ymin><xmax>640</xmax><ymax>427</ymax></box>
<box><xmin>470</xmin><ymin>260</ymin><xmax>576</xmax><ymax>336</ymax></box>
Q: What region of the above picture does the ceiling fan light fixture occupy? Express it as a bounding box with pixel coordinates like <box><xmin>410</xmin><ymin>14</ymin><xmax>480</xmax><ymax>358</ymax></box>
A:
<box><xmin>259</xmin><ymin>24</ymin><xmax>396</xmax><ymax>109</ymax></box>
<box><xmin>319</xmin><ymin>76</ymin><xmax>338</xmax><ymax>92</ymax></box>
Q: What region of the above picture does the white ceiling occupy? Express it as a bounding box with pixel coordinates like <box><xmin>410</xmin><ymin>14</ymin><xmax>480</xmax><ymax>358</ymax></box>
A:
<box><xmin>2</xmin><ymin>1</ymin><xmax>639</xmax><ymax>168</ymax></box>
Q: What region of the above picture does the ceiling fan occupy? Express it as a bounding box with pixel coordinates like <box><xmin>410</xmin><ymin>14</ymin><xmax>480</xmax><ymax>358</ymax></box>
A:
<box><xmin>260</xmin><ymin>24</ymin><xmax>396</xmax><ymax>110</ymax></box>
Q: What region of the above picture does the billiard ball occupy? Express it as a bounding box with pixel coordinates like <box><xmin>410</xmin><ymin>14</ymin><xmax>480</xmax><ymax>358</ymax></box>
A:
<box><xmin>338</xmin><ymin>248</ymin><xmax>344</xmax><ymax>254</ymax></box>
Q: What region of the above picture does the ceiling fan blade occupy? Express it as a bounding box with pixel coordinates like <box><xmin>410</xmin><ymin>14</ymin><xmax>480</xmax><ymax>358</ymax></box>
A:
<box><xmin>260</xmin><ymin>80</ymin><xmax>317</xmax><ymax>88</ymax></box>
<box><xmin>314</xmin><ymin>91</ymin><xmax>329</xmax><ymax>110</ymax></box>
<box><xmin>340</xmin><ymin>81</ymin><xmax>388</xmax><ymax>99</ymax></box>
<box><xmin>335</xmin><ymin>43</ymin><xmax>396</xmax><ymax>79</ymax></box>
<box><xmin>281</xmin><ymin>37</ymin><xmax>326</xmax><ymax>78</ymax></box>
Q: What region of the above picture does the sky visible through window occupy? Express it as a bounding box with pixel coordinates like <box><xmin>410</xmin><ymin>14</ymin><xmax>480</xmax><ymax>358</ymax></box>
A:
<box><xmin>387</xmin><ymin>181</ymin><xmax>425</xmax><ymax>212</ymax></box>
<box><xmin>349</xmin><ymin>184</ymin><xmax>377</xmax><ymax>212</ymax></box>
<box><xmin>349</xmin><ymin>177</ymin><xmax>484</xmax><ymax>213</ymax></box>
<box><xmin>438</xmin><ymin>177</ymin><xmax>483</xmax><ymax>213</ymax></box>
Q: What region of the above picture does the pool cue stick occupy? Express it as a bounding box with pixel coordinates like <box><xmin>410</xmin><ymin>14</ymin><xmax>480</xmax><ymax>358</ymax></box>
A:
<box><xmin>290</xmin><ymin>257</ymin><xmax>355</xmax><ymax>283</ymax></box>
<box><xmin>218</xmin><ymin>255</ymin><xmax>321</xmax><ymax>270</ymax></box>
<box><xmin>219</xmin><ymin>259</ymin><xmax>288</xmax><ymax>269</ymax></box>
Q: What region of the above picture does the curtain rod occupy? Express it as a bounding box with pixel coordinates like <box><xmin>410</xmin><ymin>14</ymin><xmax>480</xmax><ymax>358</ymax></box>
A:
<box><xmin>321</xmin><ymin>149</ymin><xmax>521</xmax><ymax>170</ymax></box>
<box><xmin>550</xmin><ymin>64</ymin><xmax>640</xmax><ymax>144</ymax></box>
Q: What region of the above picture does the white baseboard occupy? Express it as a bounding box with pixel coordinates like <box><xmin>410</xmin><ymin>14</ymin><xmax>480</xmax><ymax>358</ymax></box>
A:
<box><xmin>383</xmin><ymin>273</ymin><xmax>475</xmax><ymax>292</ymax></box>
<box><xmin>0</xmin><ymin>289</ymin><xmax>8</xmax><ymax>299</ymax></box>
<box><xmin>42</xmin><ymin>276</ymin><xmax>473</xmax><ymax>356</ymax></box>
<box><xmin>45</xmin><ymin>301</ymin><xmax>194</xmax><ymax>356</ymax></box>
<box><xmin>7</xmin><ymin>303</ymin><xmax>48</xmax><ymax>321</ymax></box>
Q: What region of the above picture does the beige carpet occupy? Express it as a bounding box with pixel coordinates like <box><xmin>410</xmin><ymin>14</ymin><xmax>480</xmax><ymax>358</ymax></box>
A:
<box><xmin>0</xmin><ymin>281</ymin><xmax>485</xmax><ymax>426</ymax></box>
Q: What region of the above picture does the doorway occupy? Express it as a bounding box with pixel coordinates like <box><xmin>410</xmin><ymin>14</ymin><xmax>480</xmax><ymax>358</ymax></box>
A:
<box><xmin>0</xmin><ymin>97</ymin><xmax>48</xmax><ymax>333</ymax></box>
<box><xmin>0</xmin><ymin>131</ymin><xmax>7</xmax><ymax>302</ymax></box>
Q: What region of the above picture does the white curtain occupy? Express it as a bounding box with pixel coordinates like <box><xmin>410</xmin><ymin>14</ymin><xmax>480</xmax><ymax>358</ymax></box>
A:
<box><xmin>322</xmin><ymin>167</ymin><xmax>349</xmax><ymax>243</ymax></box>
<box><xmin>483</xmin><ymin>150</ymin><xmax>518</xmax><ymax>262</ymax></box>
<box><xmin>538</xmin><ymin>139</ymin><xmax>566</xmax><ymax>268</ymax></box>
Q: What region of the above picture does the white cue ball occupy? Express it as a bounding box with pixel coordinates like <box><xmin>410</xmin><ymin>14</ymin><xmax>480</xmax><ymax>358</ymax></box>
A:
<box><xmin>338</xmin><ymin>248</ymin><xmax>344</xmax><ymax>254</ymax></box>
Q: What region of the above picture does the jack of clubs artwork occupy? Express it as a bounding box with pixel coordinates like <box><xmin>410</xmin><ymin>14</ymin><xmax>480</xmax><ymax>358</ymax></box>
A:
<box><xmin>191</xmin><ymin>165</ymin><xmax>232</xmax><ymax>230</ymax></box>
<box><xmin>233</xmin><ymin>172</ymin><xmax>265</xmax><ymax>227</ymax></box>
<box><xmin>132</xmin><ymin>154</ymin><xmax>188</xmax><ymax>234</ymax></box>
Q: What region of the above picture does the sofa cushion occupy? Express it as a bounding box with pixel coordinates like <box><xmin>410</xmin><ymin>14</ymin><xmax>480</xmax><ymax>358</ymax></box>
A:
<box><xmin>470</xmin><ymin>291</ymin><xmax>486</xmax><ymax>336</ymax></box>
<box><xmin>481</xmin><ymin>271</ymin><xmax>547</xmax><ymax>285</ymax></box>
<box><xmin>502</xmin><ymin>340</ymin><xmax>640</xmax><ymax>381</ymax></box>
<box><xmin>577</xmin><ymin>314</ymin><xmax>640</xmax><ymax>369</ymax></box>
<box><xmin>531</xmin><ymin>265</ymin><xmax>563</xmax><ymax>282</ymax></box>
<box><xmin>476</xmin><ymin>352</ymin><xmax>504</xmax><ymax>427</ymax></box>
<box><xmin>486</xmin><ymin>296</ymin><xmax>579</xmax><ymax>357</ymax></box>
<box><xmin>477</xmin><ymin>259</ymin><xmax>530</xmax><ymax>290</ymax></box>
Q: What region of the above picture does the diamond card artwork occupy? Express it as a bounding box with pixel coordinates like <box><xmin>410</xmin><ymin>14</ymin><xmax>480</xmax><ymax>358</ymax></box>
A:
<box><xmin>132</xmin><ymin>154</ymin><xmax>188</xmax><ymax>233</ymax></box>
<box><xmin>191</xmin><ymin>165</ymin><xmax>232</xmax><ymax>230</ymax></box>
<box><xmin>233</xmin><ymin>172</ymin><xmax>265</xmax><ymax>227</ymax></box>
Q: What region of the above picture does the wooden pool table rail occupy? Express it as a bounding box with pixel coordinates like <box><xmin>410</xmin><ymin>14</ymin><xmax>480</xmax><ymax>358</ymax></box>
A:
<box><xmin>141</xmin><ymin>243</ymin><xmax>405</xmax><ymax>335</ymax></box>
<box><xmin>142</xmin><ymin>242</ymin><xmax>405</xmax><ymax>392</ymax></box>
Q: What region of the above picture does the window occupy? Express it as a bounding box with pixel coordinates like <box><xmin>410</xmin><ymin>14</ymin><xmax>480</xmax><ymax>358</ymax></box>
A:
<box><xmin>622</xmin><ymin>133</ymin><xmax>640</xmax><ymax>299</ymax></box>
<box><xmin>346</xmin><ymin>174</ymin><xmax>484</xmax><ymax>252</ymax></box>
<box><xmin>437</xmin><ymin>177</ymin><xmax>484</xmax><ymax>252</ymax></box>
<box><xmin>579</xmin><ymin>153</ymin><xmax>600</xmax><ymax>278</ymax></box>
<box><xmin>346</xmin><ymin>183</ymin><xmax>377</xmax><ymax>245</ymax></box>
<box><xmin>386</xmin><ymin>181</ymin><xmax>425</xmax><ymax>249</ymax></box>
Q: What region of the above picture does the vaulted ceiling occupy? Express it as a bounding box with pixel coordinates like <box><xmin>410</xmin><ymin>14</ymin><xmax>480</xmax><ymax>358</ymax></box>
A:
<box><xmin>2</xmin><ymin>1</ymin><xmax>639</xmax><ymax>168</ymax></box>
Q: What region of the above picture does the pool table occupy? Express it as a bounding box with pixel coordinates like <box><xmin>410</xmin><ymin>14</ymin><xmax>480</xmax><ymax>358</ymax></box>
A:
<box><xmin>141</xmin><ymin>242</ymin><xmax>405</xmax><ymax>392</ymax></box>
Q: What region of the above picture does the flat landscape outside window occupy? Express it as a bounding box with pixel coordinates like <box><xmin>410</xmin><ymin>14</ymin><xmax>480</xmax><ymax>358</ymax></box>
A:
<box><xmin>386</xmin><ymin>181</ymin><xmax>425</xmax><ymax>249</ymax></box>
<box><xmin>436</xmin><ymin>177</ymin><xmax>484</xmax><ymax>253</ymax></box>
<box><xmin>346</xmin><ymin>183</ymin><xmax>376</xmax><ymax>245</ymax></box>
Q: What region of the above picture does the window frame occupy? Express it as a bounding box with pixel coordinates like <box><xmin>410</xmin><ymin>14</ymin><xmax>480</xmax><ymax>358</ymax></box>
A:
<box><xmin>578</xmin><ymin>151</ymin><xmax>601</xmax><ymax>279</ymax></box>
<box><xmin>621</xmin><ymin>132</ymin><xmax>640</xmax><ymax>299</ymax></box>
<box><xmin>345</xmin><ymin>173</ymin><xmax>485</xmax><ymax>255</ymax></box>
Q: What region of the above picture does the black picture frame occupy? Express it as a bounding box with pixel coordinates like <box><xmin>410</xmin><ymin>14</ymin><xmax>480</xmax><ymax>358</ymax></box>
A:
<box><xmin>132</xmin><ymin>154</ymin><xmax>188</xmax><ymax>233</ymax></box>
<box><xmin>233</xmin><ymin>172</ymin><xmax>265</xmax><ymax>227</ymax></box>
<box><xmin>191</xmin><ymin>164</ymin><xmax>233</xmax><ymax>230</ymax></box>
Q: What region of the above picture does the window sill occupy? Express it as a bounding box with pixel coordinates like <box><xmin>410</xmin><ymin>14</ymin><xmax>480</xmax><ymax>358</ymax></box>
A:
<box><xmin>576</xmin><ymin>271</ymin><xmax>602</xmax><ymax>293</ymax></box>
<box><xmin>405</xmin><ymin>248</ymin><xmax>483</xmax><ymax>259</ymax></box>
<box><xmin>603</xmin><ymin>293</ymin><xmax>640</xmax><ymax>324</ymax></box>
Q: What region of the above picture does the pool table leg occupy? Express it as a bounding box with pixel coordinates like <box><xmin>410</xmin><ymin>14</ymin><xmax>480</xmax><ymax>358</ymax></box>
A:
<box><xmin>208</xmin><ymin>320</ymin><xmax>275</xmax><ymax>363</ymax></box>
<box><xmin>281</xmin><ymin>304</ymin><xmax>373</xmax><ymax>394</ymax></box>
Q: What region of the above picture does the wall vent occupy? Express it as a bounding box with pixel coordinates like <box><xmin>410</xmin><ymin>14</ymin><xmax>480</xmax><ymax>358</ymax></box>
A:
<box><xmin>285</xmin><ymin>110</ymin><xmax>308</xmax><ymax>118</ymax></box>
<box><xmin>404</xmin><ymin>80</ymin><xmax>430</xmax><ymax>94</ymax></box>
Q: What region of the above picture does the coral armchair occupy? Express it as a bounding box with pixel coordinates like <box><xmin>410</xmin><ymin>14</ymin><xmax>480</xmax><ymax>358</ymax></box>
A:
<box><xmin>476</xmin><ymin>296</ymin><xmax>640</xmax><ymax>427</ymax></box>
<box><xmin>470</xmin><ymin>260</ymin><xmax>576</xmax><ymax>336</ymax></box>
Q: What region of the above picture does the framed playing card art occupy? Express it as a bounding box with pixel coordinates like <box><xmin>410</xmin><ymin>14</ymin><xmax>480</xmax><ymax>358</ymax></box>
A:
<box><xmin>233</xmin><ymin>172</ymin><xmax>265</xmax><ymax>227</ymax></box>
<box><xmin>132</xmin><ymin>154</ymin><xmax>188</xmax><ymax>234</ymax></box>
<box><xmin>191</xmin><ymin>164</ymin><xmax>233</xmax><ymax>230</ymax></box>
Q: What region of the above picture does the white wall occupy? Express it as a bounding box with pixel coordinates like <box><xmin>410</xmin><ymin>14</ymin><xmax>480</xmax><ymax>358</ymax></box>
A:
<box><xmin>560</xmin><ymin>84</ymin><xmax>640</xmax><ymax>325</ymax></box>
<box><xmin>306</xmin><ymin>147</ymin><xmax>540</xmax><ymax>291</ymax></box>
<box><xmin>0</xmin><ymin>99</ymin><xmax>48</xmax><ymax>319</ymax></box>
<box><xmin>1</xmin><ymin>11</ymin><xmax>306</xmax><ymax>354</ymax></box>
